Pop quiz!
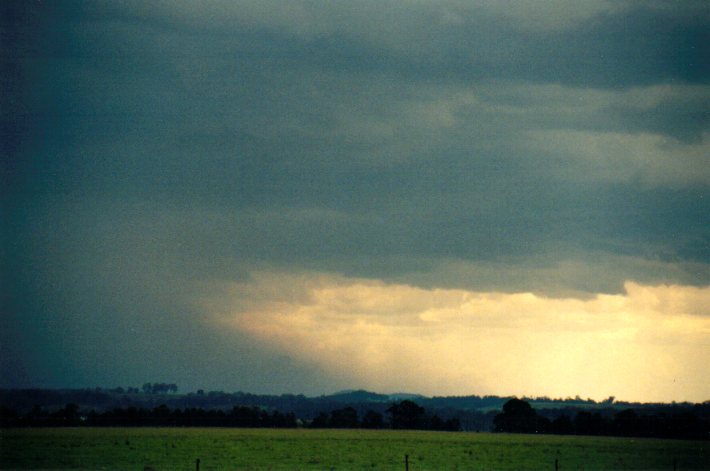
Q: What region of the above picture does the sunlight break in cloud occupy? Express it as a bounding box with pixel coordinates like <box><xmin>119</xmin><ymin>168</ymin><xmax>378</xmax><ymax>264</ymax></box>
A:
<box><xmin>208</xmin><ymin>273</ymin><xmax>710</xmax><ymax>403</ymax></box>
<box><xmin>529</xmin><ymin>130</ymin><xmax>710</xmax><ymax>187</ymax></box>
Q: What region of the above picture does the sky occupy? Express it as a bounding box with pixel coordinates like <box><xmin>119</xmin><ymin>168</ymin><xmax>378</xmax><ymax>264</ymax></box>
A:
<box><xmin>2</xmin><ymin>0</ymin><xmax>709</xmax><ymax>403</ymax></box>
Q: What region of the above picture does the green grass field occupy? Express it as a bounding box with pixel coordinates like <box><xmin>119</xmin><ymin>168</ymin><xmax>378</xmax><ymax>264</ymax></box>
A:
<box><xmin>1</xmin><ymin>427</ymin><xmax>707</xmax><ymax>470</ymax></box>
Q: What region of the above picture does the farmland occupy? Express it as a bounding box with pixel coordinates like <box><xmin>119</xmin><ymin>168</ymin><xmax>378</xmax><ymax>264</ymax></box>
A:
<box><xmin>1</xmin><ymin>428</ymin><xmax>708</xmax><ymax>470</ymax></box>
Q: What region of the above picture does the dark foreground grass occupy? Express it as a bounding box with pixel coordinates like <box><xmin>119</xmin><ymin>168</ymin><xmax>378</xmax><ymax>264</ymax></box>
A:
<box><xmin>1</xmin><ymin>427</ymin><xmax>707</xmax><ymax>470</ymax></box>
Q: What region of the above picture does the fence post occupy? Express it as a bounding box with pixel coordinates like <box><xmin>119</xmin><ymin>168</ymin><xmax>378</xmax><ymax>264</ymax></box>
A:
<box><xmin>405</xmin><ymin>454</ymin><xmax>409</xmax><ymax>471</ymax></box>
<box><xmin>196</xmin><ymin>458</ymin><xmax>200</xmax><ymax>471</ymax></box>
<box><xmin>673</xmin><ymin>458</ymin><xmax>677</xmax><ymax>471</ymax></box>
<box><xmin>555</xmin><ymin>458</ymin><xmax>559</xmax><ymax>471</ymax></box>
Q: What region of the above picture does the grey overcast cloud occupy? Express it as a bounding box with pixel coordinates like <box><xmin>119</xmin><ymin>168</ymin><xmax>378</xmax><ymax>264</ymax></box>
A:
<box><xmin>2</xmin><ymin>1</ymin><xmax>709</xmax><ymax>402</ymax></box>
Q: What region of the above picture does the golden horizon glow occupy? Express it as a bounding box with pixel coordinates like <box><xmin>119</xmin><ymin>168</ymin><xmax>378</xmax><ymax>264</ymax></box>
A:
<box><xmin>208</xmin><ymin>272</ymin><xmax>710</xmax><ymax>403</ymax></box>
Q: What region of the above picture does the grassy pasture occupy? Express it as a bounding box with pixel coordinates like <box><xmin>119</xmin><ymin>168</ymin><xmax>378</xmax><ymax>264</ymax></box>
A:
<box><xmin>1</xmin><ymin>427</ymin><xmax>708</xmax><ymax>470</ymax></box>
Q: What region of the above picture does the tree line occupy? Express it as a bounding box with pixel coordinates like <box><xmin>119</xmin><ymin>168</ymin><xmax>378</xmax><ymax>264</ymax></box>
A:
<box><xmin>0</xmin><ymin>400</ymin><xmax>459</xmax><ymax>431</ymax></box>
<box><xmin>141</xmin><ymin>383</ymin><xmax>178</xmax><ymax>395</ymax></box>
<box><xmin>0</xmin><ymin>404</ymin><xmax>297</xmax><ymax>428</ymax></box>
<box><xmin>494</xmin><ymin>399</ymin><xmax>709</xmax><ymax>441</ymax></box>
<box><xmin>310</xmin><ymin>401</ymin><xmax>460</xmax><ymax>431</ymax></box>
<box><xmin>2</xmin><ymin>388</ymin><xmax>708</xmax><ymax>440</ymax></box>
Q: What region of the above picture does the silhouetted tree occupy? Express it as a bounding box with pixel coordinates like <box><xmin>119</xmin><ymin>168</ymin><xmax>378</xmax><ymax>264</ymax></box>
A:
<box><xmin>574</xmin><ymin>411</ymin><xmax>607</xmax><ymax>436</ymax></box>
<box><xmin>0</xmin><ymin>406</ymin><xmax>19</xmax><ymax>427</ymax></box>
<box><xmin>427</xmin><ymin>414</ymin><xmax>460</xmax><ymax>431</ymax></box>
<box><xmin>436</xmin><ymin>415</ymin><xmax>461</xmax><ymax>432</ymax></box>
<box><xmin>387</xmin><ymin>400</ymin><xmax>427</xmax><ymax>429</ymax></box>
<box><xmin>310</xmin><ymin>412</ymin><xmax>330</xmax><ymax>428</ymax></box>
<box><xmin>362</xmin><ymin>410</ymin><xmax>384</xmax><ymax>429</ymax></box>
<box><xmin>613</xmin><ymin>409</ymin><xmax>638</xmax><ymax>436</ymax></box>
<box><xmin>551</xmin><ymin>414</ymin><xmax>574</xmax><ymax>434</ymax></box>
<box><xmin>494</xmin><ymin>399</ymin><xmax>539</xmax><ymax>433</ymax></box>
<box><xmin>330</xmin><ymin>407</ymin><xmax>359</xmax><ymax>428</ymax></box>
<box><xmin>53</xmin><ymin>403</ymin><xmax>81</xmax><ymax>426</ymax></box>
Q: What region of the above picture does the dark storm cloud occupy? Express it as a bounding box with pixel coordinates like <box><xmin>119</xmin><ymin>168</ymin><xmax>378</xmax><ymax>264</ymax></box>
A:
<box><xmin>2</xmin><ymin>0</ymin><xmax>708</xmax><ymax>392</ymax></box>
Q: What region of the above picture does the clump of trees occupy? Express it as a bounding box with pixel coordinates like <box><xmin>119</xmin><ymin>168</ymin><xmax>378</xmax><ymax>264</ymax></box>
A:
<box><xmin>310</xmin><ymin>400</ymin><xmax>460</xmax><ymax>431</ymax></box>
<box><xmin>141</xmin><ymin>383</ymin><xmax>178</xmax><ymax>395</ymax></box>
<box><xmin>494</xmin><ymin>399</ymin><xmax>710</xmax><ymax>440</ymax></box>
<box><xmin>0</xmin><ymin>404</ymin><xmax>297</xmax><ymax>428</ymax></box>
<box><xmin>493</xmin><ymin>398</ymin><xmax>548</xmax><ymax>434</ymax></box>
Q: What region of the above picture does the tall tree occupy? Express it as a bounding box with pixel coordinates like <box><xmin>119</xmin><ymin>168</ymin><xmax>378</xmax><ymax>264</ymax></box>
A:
<box><xmin>494</xmin><ymin>399</ymin><xmax>539</xmax><ymax>433</ymax></box>
<box><xmin>387</xmin><ymin>400</ymin><xmax>427</xmax><ymax>429</ymax></box>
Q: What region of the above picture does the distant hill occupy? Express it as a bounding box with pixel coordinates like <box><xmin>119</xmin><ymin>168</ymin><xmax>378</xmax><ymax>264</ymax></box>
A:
<box><xmin>387</xmin><ymin>393</ymin><xmax>427</xmax><ymax>401</ymax></box>
<box><xmin>326</xmin><ymin>390</ymin><xmax>390</xmax><ymax>403</ymax></box>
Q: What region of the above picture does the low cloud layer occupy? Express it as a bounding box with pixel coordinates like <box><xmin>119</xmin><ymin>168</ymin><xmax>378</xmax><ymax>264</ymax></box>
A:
<box><xmin>212</xmin><ymin>273</ymin><xmax>710</xmax><ymax>402</ymax></box>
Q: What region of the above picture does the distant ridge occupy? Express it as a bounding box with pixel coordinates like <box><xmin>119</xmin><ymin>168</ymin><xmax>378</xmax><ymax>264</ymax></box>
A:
<box><xmin>326</xmin><ymin>390</ymin><xmax>427</xmax><ymax>403</ymax></box>
<box><xmin>387</xmin><ymin>393</ymin><xmax>426</xmax><ymax>401</ymax></box>
<box><xmin>326</xmin><ymin>390</ymin><xmax>389</xmax><ymax>403</ymax></box>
